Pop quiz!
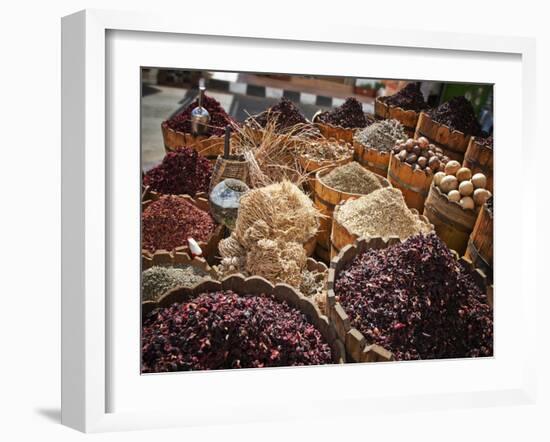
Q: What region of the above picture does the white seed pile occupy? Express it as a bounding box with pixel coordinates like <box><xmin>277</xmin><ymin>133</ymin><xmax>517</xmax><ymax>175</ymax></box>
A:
<box><xmin>334</xmin><ymin>187</ymin><xmax>432</xmax><ymax>239</ymax></box>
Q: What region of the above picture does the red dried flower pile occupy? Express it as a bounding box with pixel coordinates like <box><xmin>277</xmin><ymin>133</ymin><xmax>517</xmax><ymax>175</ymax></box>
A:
<box><xmin>143</xmin><ymin>147</ymin><xmax>212</xmax><ymax>197</ymax></box>
<box><xmin>334</xmin><ymin>233</ymin><xmax>493</xmax><ymax>361</ymax></box>
<box><xmin>142</xmin><ymin>195</ymin><xmax>216</xmax><ymax>253</ymax></box>
<box><xmin>141</xmin><ymin>291</ymin><xmax>333</xmax><ymax>372</ymax></box>
<box><xmin>164</xmin><ymin>94</ymin><xmax>236</xmax><ymax>137</ymax></box>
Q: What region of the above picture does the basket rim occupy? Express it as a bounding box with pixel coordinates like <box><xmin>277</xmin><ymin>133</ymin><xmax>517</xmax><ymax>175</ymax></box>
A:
<box><xmin>375</xmin><ymin>95</ymin><xmax>427</xmax><ymax>118</ymax></box>
<box><xmin>326</xmin><ymin>235</ymin><xmax>492</xmax><ymax>362</ymax></box>
<box><xmin>389</xmin><ymin>151</ymin><xmax>437</xmax><ymax>179</ymax></box>
<box><xmin>352</xmin><ymin>138</ymin><xmax>393</xmax><ymax>158</ymax></box>
<box><xmin>417</xmin><ymin>111</ymin><xmax>479</xmax><ymax>141</ymax></box>
<box><xmin>429</xmin><ymin>182</ymin><xmax>479</xmax><ymax>215</ymax></box>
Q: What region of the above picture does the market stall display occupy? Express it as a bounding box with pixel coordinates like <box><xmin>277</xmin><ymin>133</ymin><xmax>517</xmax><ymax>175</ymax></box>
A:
<box><xmin>141</xmin><ymin>275</ymin><xmax>345</xmax><ymax>372</ymax></box>
<box><xmin>330</xmin><ymin>187</ymin><xmax>433</xmax><ymax>258</ymax></box>
<box><xmin>314</xmin><ymin>97</ymin><xmax>375</xmax><ymax>143</ymax></box>
<box><xmin>327</xmin><ymin>233</ymin><xmax>493</xmax><ymax>362</ymax></box>
<box><xmin>387</xmin><ymin>137</ymin><xmax>449</xmax><ymax>212</ymax></box>
<box><xmin>141</xmin><ymin>75</ymin><xmax>494</xmax><ymax>372</ymax></box>
<box><xmin>375</xmin><ymin>82</ymin><xmax>429</xmax><ymax>136</ymax></box>
<box><xmin>313</xmin><ymin>162</ymin><xmax>390</xmax><ymax>261</ymax></box>
<box><xmin>415</xmin><ymin>96</ymin><xmax>482</xmax><ymax>162</ymax></box>
<box><xmin>353</xmin><ymin>119</ymin><xmax>407</xmax><ymax>177</ymax></box>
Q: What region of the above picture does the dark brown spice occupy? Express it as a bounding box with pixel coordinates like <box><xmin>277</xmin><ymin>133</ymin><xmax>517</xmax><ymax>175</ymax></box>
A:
<box><xmin>253</xmin><ymin>98</ymin><xmax>319</xmax><ymax>135</ymax></box>
<box><xmin>334</xmin><ymin>233</ymin><xmax>493</xmax><ymax>360</ymax></box>
<box><xmin>143</xmin><ymin>147</ymin><xmax>212</xmax><ymax>196</ymax></box>
<box><xmin>141</xmin><ymin>291</ymin><xmax>333</xmax><ymax>372</ymax></box>
<box><xmin>142</xmin><ymin>195</ymin><xmax>216</xmax><ymax>252</ymax></box>
<box><xmin>429</xmin><ymin>96</ymin><xmax>482</xmax><ymax>136</ymax></box>
<box><xmin>318</xmin><ymin>97</ymin><xmax>373</xmax><ymax>128</ymax></box>
<box><xmin>380</xmin><ymin>82</ymin><xmax>429</xmax><ymax>112</ymax></box>
<box><xmin>164</xmin><ymin>94</ymin><xmax>237</xmax><ymax>137</ymax></box>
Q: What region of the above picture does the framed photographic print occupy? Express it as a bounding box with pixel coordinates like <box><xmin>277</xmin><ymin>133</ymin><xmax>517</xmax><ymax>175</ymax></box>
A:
<box><xmin>61</xmin><ymin>9</ymin><xmax>537</xmax><ymax>433</ymax></box>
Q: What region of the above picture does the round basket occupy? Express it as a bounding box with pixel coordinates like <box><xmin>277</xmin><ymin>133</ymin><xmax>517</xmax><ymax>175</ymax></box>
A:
<box><xmin>141</xmin><ymin>194</ymin><xmax>225</xmax><ymax>265</ymax></box>
<box><xmin>462</xmin><ymin>136</ymin><xmax>494</xmax><ymax>193</ymax></box>
<box><xmin>142</xmin><ymin>273</ymin><xmax>346</xmax><ymax>364</ymax></box>
<box><xmin>161</xmin><ymin>122</ymin><xmax>237</xmax><ymax>163</ymax></box>
<box><xmin>353</xmin><ymin>139</ymin><xmax>392</xmax><ymax>177</ymax></box>
<box><xmin>387</xmin><ymin>154</ymin><xmax>434</xmax><ymax>212</ymax></box>
<box><xmin>330</xmin><ymin>203</ymin><xmax>433</xmax><ymax>260</ymax></box>
<box><xmin>422</xmin><ymin>184</ymin><xmax>478</xmax><ymax>255</ymax></box>
<box><xmin>414</xmin><ymin>112</ymin><xmax>473</xmax><ymax>162</ymax></box>
<box><xmin>312</xmin><ymin>165</ymin><xmax>391</xmax><ymax>262</ymax></box>
<box><xmin>326</xmin><ymin>236</ymin><xmax>492</xmax><ymax>362</ymax></box>
<box><xmin>296</xmin><ymin>139</ymin><xmax>354</xmax><ymax>191</ymax></box>
<box><xmin>374</xmin><ymin>97</ymin><xmax>421</xmax><ymax>138</ymax></box>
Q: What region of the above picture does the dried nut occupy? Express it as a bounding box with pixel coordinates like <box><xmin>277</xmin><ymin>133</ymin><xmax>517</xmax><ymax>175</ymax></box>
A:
<box><xmin>412</xmin><ymin>145</ymin><xmax>421</xmax><ymax>156</ymax></box>
<box><xmin>459</xmin><ymin>196</ymin><xmax>475</xmax><ymax>210</ymax></box>
<box><xmin>428</xmin><ymin>157</ymin><xmax>440</xmax><ymax>170</ymax></box>
<box><xmin>397</xmin><ymin>150</ymin><xmax>408</xmax><ymax>161</ymax></box>
<box><xmin>456</xmin><ymin>167</ymin><xmax>472</xmax><ymax>182</ymax></box>
<box><xmin>424</xmin><ymin>166</ymin><xmax>432</xmax><ymax>175</ymax></box>
<box><xmin>444</xmin><ymin>160</ymin><xmax>461</xmax><ymax>175</ymax></box>
<box><xmin>471</xmin><ymin>173</ymin><xmax>487</xmax><ymax>189</ymax></box>
<box><xmin>458</xmin><ymin>180</ymin><xmax>474</xmax><ymax>196</ymax></box>
<box><xmin>439</xmin><ymin>175</ymin><xmax>459</xmax><ymax>193</ymax></box>
<box><xmin>405</xmin><ymin>153</ymin><xmax>417</xmax><ymax>164</ymax></box>
<box><xmin>434</xmin><ymin>171</ymin><xmax>446</xmax><ymax>186</ymax></box>
<box><xmin>418</xmin><ymin>137</ymin><xmax>429</xmax><ymax>148</ymax></box>
<box><xmin>448</xmin><ymin>190</ymin><xmax>461</xmax><ymax>202</ymax></box>
<box><xmin>417</xmin><ymin>156</ymin><xmax>428</xmax><ymax>168</ymax></box>
<box><xmin>473</xmin><ymin>188</ymin><xmax>491</xmax><ymax>206</ymax></box>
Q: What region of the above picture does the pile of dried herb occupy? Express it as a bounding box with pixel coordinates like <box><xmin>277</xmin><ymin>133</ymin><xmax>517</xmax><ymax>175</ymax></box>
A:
<box><xmin>296</xmin><ymin>138</ymin><xmax>353</xmax><ymax>162</ymax></box>
<box><xmin>318</xmin><ymin>97</ymin><xmax>372</xmax><ymax>128</ymax></box>
<box><xmin>142</xmin><ymin>195</ymin><xmax>216</xmax><ymax>252</ymax></box>
<box><xmin>335</xmin><ymin>188</ymin><xmax>432</xmax><ymax>239</ymax></box>
<box><xmin>142</xmin><ymin>265</ymin><xmax>210</xmax><ymax>303</ymax></box>
<box><xmin>334</xmin><ymin>233</ymin><xmax>493</xmax><ymax>360</ymax></box>
<box><xmin>141</xmin><ymin>291</ymin><xmax>333</xmax><ymax>372</ymax></box>
<box><xmin>253</xmin><ymin>98</ymin><xmax>318</xmax><ymax>135</ymax></box>
<box><xmin>321</xmin><ymin>162</ymin><xmax>382</xmax><ymax>194</ymax></box>
<box><xmin>143</xmin><ymin>147</ymin><xmax>212</xmax><ymax>196</ymax></box>
<box><xmin>429</xmin><ymin>96</ymin><xmax>482</xmax><ymax>136</ymax></box>
<box><xmin>164</xmin><ymin>94</ymin><xmax>236</xmax><ymax>137</ymax></box>
<box><xmin>354</xmin><ymin>119</ymin><xmax>407</xmax><ymax>152</ymax></box>
<box><xmin>380</xmin><ymin>82</ymin><xmax>429</xmax><ymax>112</ymax></box>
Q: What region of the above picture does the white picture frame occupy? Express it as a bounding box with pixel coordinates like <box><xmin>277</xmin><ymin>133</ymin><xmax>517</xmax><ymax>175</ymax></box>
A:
<box><xmin>61</xmin><ymin>9</ymin><xmax>537</xmax><ymax>433</ymax></box>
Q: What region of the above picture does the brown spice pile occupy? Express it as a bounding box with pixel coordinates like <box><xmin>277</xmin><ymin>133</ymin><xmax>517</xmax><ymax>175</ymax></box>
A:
<box><xmin>321</xmin><ymin>162</ymin><xmax>382</xmax><ymax>194</ymax></box>
<box><xmin>142</xmin><ymin>196</ymin><xmax>216</xmax><ymax>252</ymax></box>
<box><xmin>335</xmin><ymin>188</ymin><xmax>432</xmax><ymax>239</ymax></box>
<box><xmin>296</xmin><ymin>138</ymin><xmax>353</xmax><ymax>163</ymax></box>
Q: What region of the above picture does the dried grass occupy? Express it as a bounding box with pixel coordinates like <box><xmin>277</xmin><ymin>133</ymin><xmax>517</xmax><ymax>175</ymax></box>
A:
<box><xmin>232</xmin><ymin>118</ymin><xmax>320</xmax><ymax>188</ymax></box>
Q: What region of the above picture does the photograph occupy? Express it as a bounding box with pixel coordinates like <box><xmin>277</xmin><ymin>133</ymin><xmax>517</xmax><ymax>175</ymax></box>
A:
<box><xmin>140</xmin><ymin>69</ymin><xmax>494</xmax><ymax>373</ymax></box>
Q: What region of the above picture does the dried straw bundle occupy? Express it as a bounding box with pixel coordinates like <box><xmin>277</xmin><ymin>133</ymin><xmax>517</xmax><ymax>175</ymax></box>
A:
<box><xmin>232</xmin><ymin>118</ymin><xmax>320</xmax><ymax>188</ymax></box>
<box><xmin>216</xmin><ymin>181</ymin><xmax>320</xmax><ymax>288</ymax></box>
<box><xmin>234</xmin><ymin>181</ymin><xmax>319</xmax><ymax>245</ymax></box>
